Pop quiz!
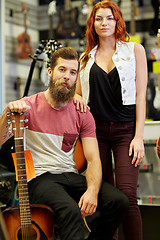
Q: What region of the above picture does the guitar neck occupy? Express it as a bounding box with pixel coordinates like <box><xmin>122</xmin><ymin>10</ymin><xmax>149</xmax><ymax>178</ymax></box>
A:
<box><xmin>130</xmin><ymin>0</ymin><xmax>135</xmax><ymax>35</ymax></box>
<box><xmin>49</xmin><ymin>15</ymin><xmax>54</xmax><ymax>39</ymax></box>
<box><xmin>12</xmin><ymin>112</ymin><xmax>32</xmax><ymax>229</ymax></box>
<box><xmin>15</xmin><ymin>138</ymin><xmax>32</xmax><ymax>228</ymax></box>
<box><xmin>23</xmin><ymin>13</ymin><xmax>27</xmax><ymax>35</ymax></box>
<box><xmin>21</xmin><ymin>2</ymin><xmax>28</xmax><ymax>35</ymax></box>
<box><xmin>65</xmin><ymin>0</ymin><xmax>71</xmax><ymax>11</ymax></box>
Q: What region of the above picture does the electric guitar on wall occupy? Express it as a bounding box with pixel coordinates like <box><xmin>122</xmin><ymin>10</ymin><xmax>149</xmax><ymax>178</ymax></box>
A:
<box><xmin>40</xmin><ymin>39</ymin><xmax>63</xmax><ymax>86</ymax></box>
<box><xmin>16</xmin><ymin>2</ymin><xmax>33</xmax><ymax>59</ymax></box>
<box><xmin>57</xmin><ymin>0</ymin><xmax>81</xmax><ymax>39</ymax></box>
<box><xmin>74</xmin><ymin>138</ymin><xmax>86</xmax><ymax>173</ymax></box>
<box><xmin>2</xmin><ymin>112</ymin><xmax>54</xmax><ymax>240</ymax></box>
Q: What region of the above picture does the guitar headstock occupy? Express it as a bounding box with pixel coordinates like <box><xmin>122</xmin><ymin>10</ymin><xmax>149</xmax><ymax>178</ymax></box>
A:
<box><xmin>10</xmin><ymin>112</ymin><xmax>25</xmax><ymax>139</ymax></box>
<box><xmin>21</xmin><ymin>2</ymin><xmax>27</xmax><ymax>15</ymax></box>
<box><xmin>48</xmin><ymin>0</ymin><xmax>57</xmax><ymax>16</ymax></box>
<box><xmin>31</xmin><ymin>40</ymin><xmax>48</xmax><ymax>60</ymax></box>
<box><xmin>45</xmin><ymin>40</ymin><xmax>63</xmax><ymax>66</ymax></box>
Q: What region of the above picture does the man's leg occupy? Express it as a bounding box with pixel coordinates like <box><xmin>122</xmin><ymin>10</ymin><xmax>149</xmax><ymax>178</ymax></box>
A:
<box><xmin>87</xmin><ymin>181</ymin><xmax>129</xmax><ymax>240</ymax></box>
<box><xmin>28</xmin><ymin>172</ymin><xmax>85</xmax><ymax>240</ymax></box>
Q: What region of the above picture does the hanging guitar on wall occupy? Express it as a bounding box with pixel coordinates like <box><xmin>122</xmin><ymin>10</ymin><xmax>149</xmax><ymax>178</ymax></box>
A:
<box><xmin>57</xmin><ymin>0</ymin><xmax>81</xmax><ymax>39</ymax></box>
<box><xmin>16</xmin><ymin>2</ymin><xmax>33</xmax><ymax>59</ymax></box>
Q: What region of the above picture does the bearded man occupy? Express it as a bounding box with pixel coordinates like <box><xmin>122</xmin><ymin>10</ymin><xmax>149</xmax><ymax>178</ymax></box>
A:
<box><xmin>0</xmin><ymin>47</ymin><xmax>129</xmax><ymax>240</ymax></box>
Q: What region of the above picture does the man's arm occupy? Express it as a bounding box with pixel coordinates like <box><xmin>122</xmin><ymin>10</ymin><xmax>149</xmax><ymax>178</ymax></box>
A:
<box><xmin>78</xmin><ymin>137</ymin><xmax>102</xmax><ymax>218</ymax></box>
<box><xmin>0</xmin><ymin>100</ymin><xmax>30</xmax><ymax>146</ymax></box>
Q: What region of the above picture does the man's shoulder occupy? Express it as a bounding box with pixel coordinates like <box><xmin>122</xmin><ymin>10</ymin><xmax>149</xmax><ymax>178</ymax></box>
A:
<box><xmin>22</xmin><ymin>92</ymin><xmax>44</xmax><ymax>104</ymax></box>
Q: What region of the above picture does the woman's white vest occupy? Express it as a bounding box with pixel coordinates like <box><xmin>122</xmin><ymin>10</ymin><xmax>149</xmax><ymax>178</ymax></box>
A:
<box><xmin>80</xmin><ymin>41</ymin><xmax>136</xmax><ymax>105</ymax></box>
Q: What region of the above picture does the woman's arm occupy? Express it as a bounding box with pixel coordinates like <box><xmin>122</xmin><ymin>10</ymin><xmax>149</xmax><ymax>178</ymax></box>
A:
<box><xmin>129</xmin><ymin>43</ymin><xmax>148</xmax><ymax>167</ymax></box>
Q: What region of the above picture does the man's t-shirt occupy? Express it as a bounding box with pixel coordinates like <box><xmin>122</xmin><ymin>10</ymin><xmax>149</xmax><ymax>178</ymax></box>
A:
<box><xmin>22</xmin><ymin>92</ymin><xmax>96</xmax><ymax>178</ymax></box>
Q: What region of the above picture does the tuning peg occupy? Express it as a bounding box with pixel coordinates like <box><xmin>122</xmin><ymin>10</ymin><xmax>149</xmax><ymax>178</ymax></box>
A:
<box><xmin>8</xmin><ymin>119</ymin><xmax>11</xmax><ymax>124</ymax></box>
<box><xmin>8</xmin><ymin>127</ymin><xmax>12</xmax><ymax>133</ymax></box>
<box><xmin>24</xmin><ymin>119</ymin><xmax>28</xmax><ymax>123</ymax></box>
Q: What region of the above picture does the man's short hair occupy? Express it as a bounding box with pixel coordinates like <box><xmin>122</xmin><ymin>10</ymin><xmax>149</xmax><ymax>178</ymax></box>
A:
<box><xmin>50</xmin><ymin>47</ymin><xmax>79</xmax><ymax>70</ymax></box>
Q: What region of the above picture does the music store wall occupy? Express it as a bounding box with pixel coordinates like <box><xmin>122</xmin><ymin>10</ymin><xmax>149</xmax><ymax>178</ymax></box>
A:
<box><xmin>2</xmin><ymin>0</ymin><xmax>160</xmax><ymax>119</ymax></box>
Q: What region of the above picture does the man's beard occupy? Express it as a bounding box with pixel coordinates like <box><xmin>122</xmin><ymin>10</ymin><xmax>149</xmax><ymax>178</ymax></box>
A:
<box><xmin>48</xmin><ymin>78</ymin><xmax>76</xmax><ymax>103</ymax></box>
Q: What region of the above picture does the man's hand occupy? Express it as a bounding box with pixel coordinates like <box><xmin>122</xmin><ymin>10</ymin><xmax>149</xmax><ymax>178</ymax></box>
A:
<box><xmin>7</xmin><ymin>100</ymin><xmax>30</xmax><ymax>113</ymax></box>
<box><xmin>78</xmin><ymin>189</ymin><xmax>98</xmax><ymax>218</ymax></box>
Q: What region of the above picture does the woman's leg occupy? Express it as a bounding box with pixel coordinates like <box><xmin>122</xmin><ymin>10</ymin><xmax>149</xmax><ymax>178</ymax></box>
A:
<box><xmin>95</xmin><ymin>120</ymin><xmax>119</xmax><ymax>240</ymax></box>
<box><xmin>113</xmin><ymin>122</ymin><xmax>142</xmax><ymax>240</ymax></box>
<box><xmin>95</xmin><ymin>121</ymin><xmax>115</xmax><ymax>185</ymax></box>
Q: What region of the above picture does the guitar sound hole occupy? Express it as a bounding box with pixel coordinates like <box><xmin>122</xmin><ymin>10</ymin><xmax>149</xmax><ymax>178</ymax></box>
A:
<box><xmin>18</xmin><ymin>227</ymin><xmax>37</xmax><ymax>240</ymax></box>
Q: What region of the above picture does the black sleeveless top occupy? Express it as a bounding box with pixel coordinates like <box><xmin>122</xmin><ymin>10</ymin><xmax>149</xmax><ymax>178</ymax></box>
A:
<box><xmin>88</xmin><ymin>62</ymin><xmax>136</xmax><ymax>122</ymax></box>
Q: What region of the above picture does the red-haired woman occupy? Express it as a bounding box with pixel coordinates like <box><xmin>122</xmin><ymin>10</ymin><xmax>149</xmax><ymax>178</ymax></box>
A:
<box><xmin>75</xmin><ymin>1</ymin><xmax>148</xmax><ymax>240</ymax></box>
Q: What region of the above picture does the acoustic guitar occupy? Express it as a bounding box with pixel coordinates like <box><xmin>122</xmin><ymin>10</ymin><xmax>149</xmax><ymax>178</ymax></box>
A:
<box><xmin>2</xmin><ymin>112</ymin><xmax>54</xmax><ymax>240</ymax></box>
<box><xmin>74</xmin><ymin>138</ymin><xmax>86</xmax><ymax>173</ymax></box>
<box><xmin>16</xmin><ymin>2</ymin><xmax>33</xmax><ymax>59</ymax></box>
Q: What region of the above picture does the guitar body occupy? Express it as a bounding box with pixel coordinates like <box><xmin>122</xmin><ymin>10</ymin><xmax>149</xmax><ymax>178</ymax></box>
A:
<box><xmin>74</xmin><ymin>138</ymin><xmax>87</xmax><ymax>173</ymax></box>
<box><xmin>3</xmin><ymin>204</ymin><xmax>54</xmax><ymax>240</ymax></box>
<box><xmin>57</xmin><ymin>7</ymin><xmax>81</xmax><ymax>39</ymax></box>
<box><xmin>16</xmin><ymin>3</ymin><xmax>33</xmax><ymax>59</ymax></box>
<box><xmin>16</xmin><ymin>32</ymin><xmax>33</xmax><ymax>59</ymax></box>
<box><xmin>157</xmin><ymin>136</ymin><xmax>160</xmax><ymax>159</ymax></box>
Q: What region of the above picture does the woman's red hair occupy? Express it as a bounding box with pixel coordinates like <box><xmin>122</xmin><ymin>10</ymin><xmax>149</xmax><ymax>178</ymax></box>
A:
<box><xmin>80</xmin><ymin>1</ymin><xmax>129</xmax><ymax>69</ymax></box>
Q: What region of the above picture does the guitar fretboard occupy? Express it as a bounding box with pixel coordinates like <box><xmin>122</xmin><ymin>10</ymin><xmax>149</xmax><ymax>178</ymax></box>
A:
<box><xmin>15</xmin><ymin>138</ymin><xmax>32</xmax><ymax>228</ymax></box>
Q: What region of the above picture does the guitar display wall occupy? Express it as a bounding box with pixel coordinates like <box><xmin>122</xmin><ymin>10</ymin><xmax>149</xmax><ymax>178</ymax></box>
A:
<box><xmin>1</xmin><ymin>1</ymin><xmax>160</xmax><ymax>238</ymax></box>
<box><xmin>3</xmin><ymin>0</ymin><xmax>159</xmax><ymax>106</ymax></box>
<box><xmin>4</xmin><ymin>0</ymin><xmax>46</xmax><ymax>104</ymax></box>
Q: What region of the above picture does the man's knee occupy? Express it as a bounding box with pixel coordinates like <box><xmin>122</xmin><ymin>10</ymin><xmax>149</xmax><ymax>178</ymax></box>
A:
<box><xmin>114</xmin><ymin>191</ymin><xmax>129</xmax><ymax>215</ymax></box>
